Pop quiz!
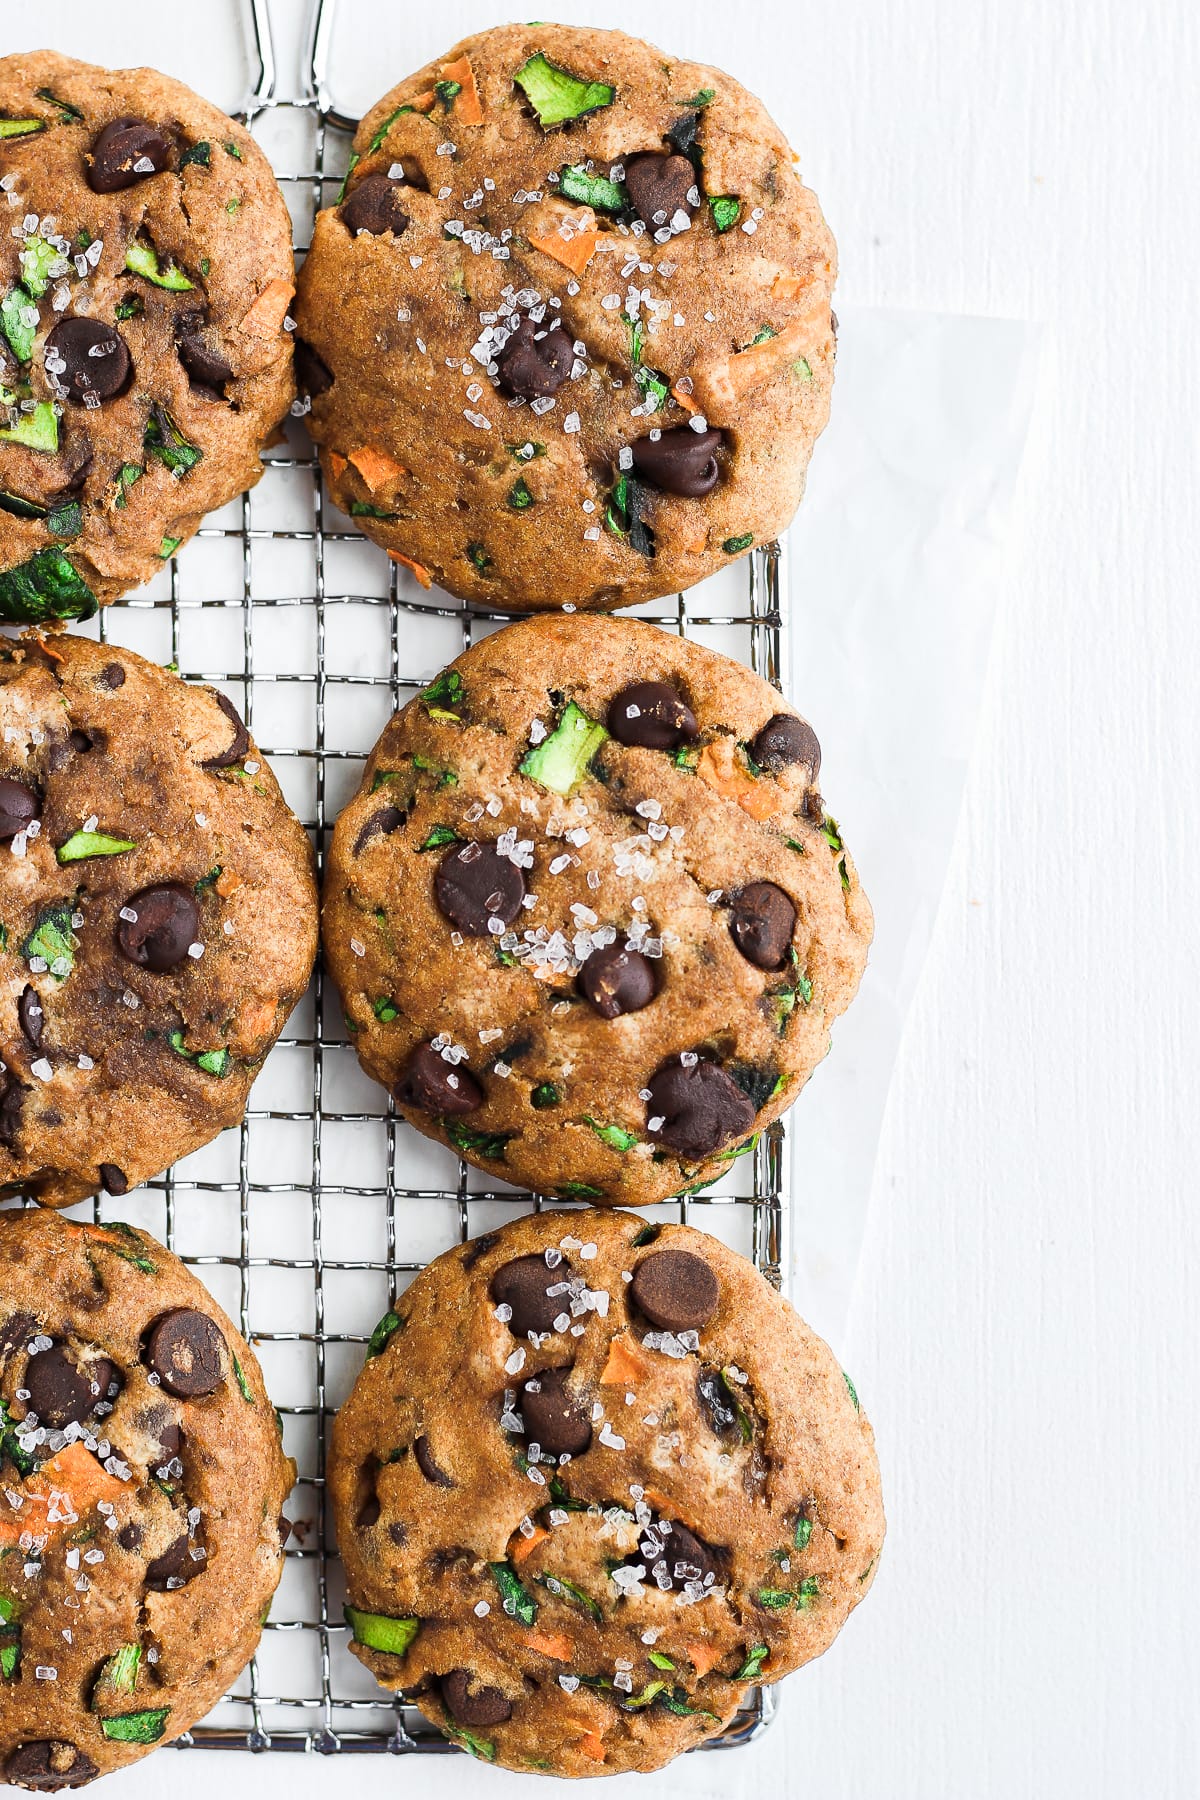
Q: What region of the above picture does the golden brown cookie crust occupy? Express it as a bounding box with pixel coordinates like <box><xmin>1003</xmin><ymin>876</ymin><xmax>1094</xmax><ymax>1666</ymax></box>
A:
<box><xmin>0</xmin><ymin>52</ymin><xmax>295</xmax><ymax>618</ymax></box>
<box><xmin>331</xmin><ymin>1209</ymin><xmax>884</xmax><ymax>1777</ymax></box>
<box><xmin>323</xmin><ymin>615</ymin><xmax>870</xmax><ymax>1206</ymax></box>
<box><xmin>0</xmin><ymin>632</ymin><xmax>318</xmax><ymax>1208</ymax></box>
<box><xmin>0</xmin><ymin>1208</ymin><xmax>294</xmax><ymax>1789</ymax></box>
<box><xmin>293</xmin><ymin>23</ymin><xmax>835</xmax><ymax>610</ymax></box>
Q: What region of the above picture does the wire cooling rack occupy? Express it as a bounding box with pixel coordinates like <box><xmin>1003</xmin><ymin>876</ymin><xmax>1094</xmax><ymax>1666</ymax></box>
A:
<box><xmin>10</xmin><ymin>0</ymin><xmax>793</xmax><ymax>1756</ymax></box>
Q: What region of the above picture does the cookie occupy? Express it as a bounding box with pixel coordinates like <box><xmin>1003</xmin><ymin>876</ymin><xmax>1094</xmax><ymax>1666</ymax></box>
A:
<box><xmin>0</xmin><ymin>1207</ymin><xmax>294</xmax><ymax>1789</ymax></box>
<box><xmin>0</xmin><ymin>52</ymin><xmax>295</xmax><ymax>621</ymax></box>
<box><xmin>0</xmin><ymin>632</ymin><xmax>317</xmax><ymax>1208</ymax></box>
<box><xmin>293</xmin><ymin>23</ymin><xmax>835</xmax><ymax>610</ymax></box>
<box><xmin>331</xmin><ymin>1209</ymin><xmax>884</xmax><ymax>1777</ymax></box>
<box><xmin>323</xmin><ymin>615</ymin><xmax>870</xmax><ymax>1206</ymax></box>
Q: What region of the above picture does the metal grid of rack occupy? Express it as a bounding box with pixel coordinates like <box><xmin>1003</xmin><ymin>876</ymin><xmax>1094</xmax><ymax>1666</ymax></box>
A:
<box><xmin>13</xmin><ymin>0</ymin><xmax>792</xmax><ymax>1756</ymax></box>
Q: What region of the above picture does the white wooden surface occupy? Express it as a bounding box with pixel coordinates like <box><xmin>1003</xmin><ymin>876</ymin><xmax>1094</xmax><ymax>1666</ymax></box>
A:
<box><xmin>13</xmin><ymin>2</ymin><xmax>1200</xmax><ymax>1796</ymax></box>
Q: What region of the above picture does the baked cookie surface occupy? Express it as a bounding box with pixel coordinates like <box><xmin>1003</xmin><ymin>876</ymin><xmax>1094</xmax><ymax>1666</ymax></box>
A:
<box><xmin>0</xmin><ymin>1207</ymin><xmax>294</xmax><ymax>1790</ymax></box>
<box><xmin>331</xmin><ymin>1208</ymin><xmax>883</xmax><ymax>1777</ymax></box>
<box><xmin>323</xmin><ymin>615</ymin><xmax>870</xmax><ymax>1205</ymax></box>
<box><xmin>0</xmin><ymin>632</ymin><xmax>317</xmax><ymax>1208</ymax></box>
<box><xmin>0</xmin><ymin>52</ymin><xmax>295</xmax><ymax>620</ymax></box>
<box><xmin>293</xmin><ymin>23</ymin><xmax>835</xmax><ymax>610</ymax></box>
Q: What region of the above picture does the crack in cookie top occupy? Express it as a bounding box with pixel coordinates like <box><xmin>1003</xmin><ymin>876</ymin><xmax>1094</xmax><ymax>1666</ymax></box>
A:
<box><xmin>294</xmin><ymin>23</ymin><xmax>836</xmax><ymax>610</ymax></box>
<box><xmin>323</xmin><ymin>615</ymin><xmax>871</xmax><ymax>1207</ymax></box>
<box><xmin>0</xmin><ymin>632</ymin><xmax>318</xmax><ymax>1209</ymax></box>
<box><xmin>0</xmin><ymin>1209</ymin><xmax>294</xmax><ymax>1789</ymax></box>
<box><xmin>330</xmin><ymin>1209</ymin><xmax>884</xmax><ymax>1778</ymax></box>
<box><xmin>0</xmin><ymin>52</ymin><xmax>295</xmax><ymax>619</ymax></box>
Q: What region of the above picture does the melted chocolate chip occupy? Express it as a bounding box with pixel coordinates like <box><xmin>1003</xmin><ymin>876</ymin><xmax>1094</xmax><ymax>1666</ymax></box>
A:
<box><xmin>607</xmin><ymin>681</ymin><xmax>698</xmax><ymax>750</ymax></box>
<box><xmin>115</xmin><ymin>884</ymin><xmax>200</xmax><ymax>973</ymax></box>
<box><xmin>177</xmin><ymin>330</ymin><xmax>234</xmax><ymax>393</ymax></box>
<box><xmin>441</xmin><ymin>1669</ymin><xmax>513</xmax><ymax>1727</ymax></box>
<box><xmin>0</xmin><ymin>777</ymin><xmax>39</xmax><ymax>839</ymax></box>
<box><xmin>490</xmin><ymin>1254</ymin><xmax>572</xmax><ymax>1337</ymax></box>
<box><xmin>142</xmin><ymin>1309</ymin><xmax>227</xmax><ymax>1398</ymax></box>
<box><xmin>750</xmin><ymin>714</ymin><xmax>821</xmax><ymax>779</ymax></box>
<box><xmin>631</xmin><ymin>427</ymin><xmax>724</xmax><ymax>497</ymax></box>
<box><xmin>201</xmin><ymin>690</ymin><xmax>251</xmax><ymax>769</ymax></box>
<box><xmin>117</xmin><ymin>1522</ymin><xmax>143</xmax><ymax>1552</ymax></box>
<box><xmin>145</xmin><ymin>1532</ymin><xmax>204</xmax><ymax>1591</ymax></box>
<box><xmin>520</xmin><ymin>1368</ymin><xmax>592</xmax><ymax>1457</ymax></box>
<box><xmin>0</xmin><ymin>1078</ymin><xmax>27</xmax><ymax>1149</ymax></box>
<box><xmin>18</xmin><ymin>984</ymin><xmax>44</xmax><ymax>1048</ymax></box>
<box><xmin>387</xmin><ymin>1521</ymin><xmax>408</xmax><ymax>1546</ymax></box>
<box><xmin>631</xmin><ymin>1250</ymin><xmax>719</xmax><ymax>1332</ymax></box>
<box><xmin>98</xmin><ymin>1163</ymin><xmax>128</xmax><ymax>1196</ymax></box>
<box><xmin>624</xmin><ymin>152</ymin><xmax>697</xmax><ymax>227</ymax></box>
<box><xmin>294</xmin><ymin>338</ymin><xmax>333</xmax><ymax>398</ymax></box>
<box><xmin>494</xmin><ymin>317</ymin><xmax>571</xmax><ymax>400</ymax></box>
<box><xmin>25</xmin><ymin>1343</ymin><xmax>117</xmax><ymax>1428</ymax></box>
<box><xmin>45</xmin><ymin>317</ymin><xmax>131</xmax><ymax>404</ymax></box>
<box><xmin>87</xmin><ymin>116</ymin><xmax>172</xmax><ymax>192</ymax></box>
<box><xmin>137</xmin><ymin>1403</ymin><xmax>183</xmax><ymax>1465</ymax></box>
<box><xmin>413</xmin><ymin>1434</ymin><xmax>453</xmax><ymax>1486</ymax></box>
<box><xmin>4</xmin><ymin>1743</ymin><xmax>100</xmax><ymax>1792</ymax></box>
<box><xmin>578</xmin><ymin>943</ymin><xmax>659</xmax><ymax>1018</ymax></box>
<box><xmin>100</xmin><ymin>662</ymin><xmax>126</xmax><ymax>690</ymax></box>
<box><xmin>354</xmin><ymin>805</ymin><xmax>405</xmax><ymax>855</ymax></box>
<box><xmin>341</xmin><ymin>172</ymin><xmax>411</xmax><ymax>236</ymax></box>
<box><xmin>396</xmin><ymin>1042</ymin><xmax>484</xmax><ymax>1117</ymax></box>
<box><xmin>0</xmin><ymin>1311</ymin><xmax>37</xmax><ymax>1360</ymax></box>
<box><xmin>645</xmin><ymin>1057</ymin><xmax>756</xmax><ymax>1160</ymax></box>
<box><xmin>728</xmin><ymin>882</ymin><xmax>796</xmax><ymax>971</ymax></box>
<box><xmin>639</xmin><ymin>1518</ymin><xmax>721</xmax><ymax>1587</ymax></box>
<box><xmin>434</xmin><ymin>840</ymin><xmax>526</xmax><ymax>936</ymax></box>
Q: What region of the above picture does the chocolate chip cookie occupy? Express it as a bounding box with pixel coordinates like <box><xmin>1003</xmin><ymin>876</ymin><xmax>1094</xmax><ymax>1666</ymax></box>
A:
<box><xmin>0</xmin><ymin>632</ymin><xmax>317</xmax><ymax>1208</ymax></box>
<box><xmin>293</xmin><ymin>23</ymin><xmax>835</xmax><ymax>610</ymax></box>
<box><xmin>331</xmin><ymin>1209</ymin><xmax>884</xmax><ymax>1777</ymax></box>
<box><xmin>0</xmin><ymin>51</ymin><xmax>295</xmax><ymax>620</ymax></box>
<box><xmin>323</xmin><ymin>615</ymin><xmax>870</xmax><ymax>1205</ymax></box>
<box><xmin>0</xmin><ymin>1207</ymin><xmax>294</xmax><ymax>1789</ymax></box>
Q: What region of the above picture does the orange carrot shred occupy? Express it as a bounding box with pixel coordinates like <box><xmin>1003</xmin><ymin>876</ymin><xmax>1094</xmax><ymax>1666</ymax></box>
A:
<box><xmin>348</xmin><ymin>445</ymin><xmax>408</xmax><ymax>491</ymax></box>
<box><xmin>671</xmin><ymin>382</ymin><xmax>700</xmax><ymax>414</ymax></box>
<box><xmin>599</xmin><ymin>1333</ymin><xmax>646</xmax><ymax>1387</ymax></box>
<box><xmin>0</xmin><ymin>1443</ymin><xmax>127</xmax><ymax>1548</ymax></box>
<box><xmin>577</xmin><ymin>1730</ymin><xmax>607</xmax><ymax>1762</ymax></box>
<box><xmin>386</xmin><ymin>550</ymin><xmax>433</xmax><ymax>589</ymax></box>
<box><xmin>240</xmin><ymin>276</ymin><xmax>293</xmax><ymax>339</ymax></box>
<box><xmin>697</xmin><ymin>739</ymin><xmax>779</xmax><ymax>822</ymax></box>
<box><xmin>527</xmin><ymin>217</ymin><xmax>598</xmax><ymax>277</ymax></box>
<box><xmin>440</xmin><ymin>55</ymin><xmax>483</xmax><ymax>125</ymax></box>
<box><xmin>328</xmin><ymin>452</ymin><xmax>348</xmax><ymax>481</ymax></box>
<box><xmin>686</xmin><ymin>1640</ymin><xmax>722</xmax><ymax>1677</ymax></box>
<box><xmin>510</xmin><ymin>1524</ymin><xmax>550</xmax><ymax>1564</ymax></box>
<box><xmin>523</xmin><ymin>1629</ymin><xmax>574</xmax><ymax>1662</ymax></box>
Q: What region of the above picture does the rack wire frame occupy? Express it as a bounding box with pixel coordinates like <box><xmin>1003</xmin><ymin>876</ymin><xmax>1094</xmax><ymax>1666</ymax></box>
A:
<box><xmin>15</xmin><ymin>0</ymin><xmax>793</xmax><ymax>1757</ymax></box>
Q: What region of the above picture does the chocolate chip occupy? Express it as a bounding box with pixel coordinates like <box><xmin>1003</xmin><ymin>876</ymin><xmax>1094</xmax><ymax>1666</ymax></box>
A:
<box><xmin>631</xmin><ymin>426</ymin><xmax>724</xmax><ymax>497</ymax></box>
<box><xmin>461</xmin><ymin>1230</ymin><xmax>501</xmax><ymax>1269</ymax></box>
<box><xmin>177</xmin><ymin>330</ymin><xmax>234</xmax><ymax>393</ymax></box>
<box><xmin>100</xmin><ymin>662</ymin><xmax>126</xmax><ymax>690</ymax></box>
<box><xmin>25</xmin><ymin>1343</ymin><xmax>117</xmax><ymax>1428</ymax></box>
<box><xmin>697</xmin><ymin>1368</ymin><xmax>741</xmax><ymax>1438</ymax></box>
<box><xmin>413</xmin><ymin>1434</ymin><xmax>453</xmax><ymax>1486</ymax></box>
<box><xmin>623</xmin><ymin>152</ymin><xmax>697</xmax><ymax>227</ymax></box>
<box><xmin>434</xmin><ymin>840</ymin><xmax>526</xmax><ymax>936</ymax></box>
<box><xmin>87</xmin><ymin>116</ymin><xmax>172</xmax><ymax>192</ymax></box>
<box><xmin>490</xmin><ymin>1254</ymin><xmax>572</xmax><ymax>1337</ymax></box>
<box><xmin>387</xmin><ymin>1521</ymin><xmax>408</xmax><ymax>1546</ymax></box>
<box><xmin>750</xmin><ymin>713</ymin><xmax>821</xmax><ymax>779</ymax></box>
<box><xmin>294</xmin><ymin>337</ymin><xmax>333</xmax><ymax>397</ymax></box>
<box><xmin>631</xmin><ymin>1250</ymin><xmax>719</xmax><ymax>1332</ymax></box>
<box><xmin>201</xmin><ymin>690</ymin><xmax>251</xmax><ymax>769</ymax></box>
<box><xmin>645</xmin><ymin>1057</ymin><xmax>756</xmax><ymax>1159</ymax></box>
<box><xmin>0</xmin><ymin>777</ymin><xmax>39</xmax><ymax>839</ymax></box>
<box><xmin>115</xmin><ymin>884</ymin><xmax>201</xmax><ymax>973</ymax></box>
<box><xmin>44</xmin><ymin>317</ymin><xmax>131</xmax><ymax>404</ymax></box>
<box><xmin>607</xmin><ymin>681</ymin><xmax>698</xmax><ymax>750</ymax></box>
<box><xmin>4</xmin><ymin>1742</ymin><xmax>100</xmax><ymax>1792</ymax></box>
<box><xmin>441</xmin><ymin>1669</ymin><xmax>513</xmax><ymax>1727</ymax></box>
<box><xmin>145</xmin><ymin>1532</ymin><xmax>203</xmax><ymax>1591</ymax></box>
<box><xmin>0</xmin><ymin>1311</ymin><xmax>36</xmax><ymax>1360</ymax></box>
<box><xmin>98</xmin><ymin>1163</ymin><xmax>128</xmax><ymax>1196</ymax></box>
<box><xmin>341</xmin><ymin>172</ymin><xmax>411</xmax><ymax>236</ymax></box>
<box><xmin>396</xmin><ymin>1042</ymin><xmax>483</xmax><ymax>1117</ymax></box>
<box><xmin>18</xmin><ymin>984</ymin><xmax>44</xmax><ymax>1048</ymax></box>
<box><xmin>354</xmin><ymin>805</ymin><xmax>405</xmax><ymax>855</ymax></box>
<box><xmin>278</xmin><ymin>1514</ymin><xmax>292</xmax><ymax>1546</ymax></box>
<box><xmin>520</xmin><ymin>1368</ymin><xmax>592</xmax><ymax>1457</ymax></box>
<box><xmin>495</xmin><ymin>317</ymin><xmax>571</xmax><ymax>400</ymax></box>
<box><xmin>143</xmin><ymin>1309</ymin><xmax>227</xmax><ymax>1398</ymax></box>
<box><xmin>137</xmin><ymin>1404</ymin><xmax>182</xmax><ymax>1463</ymax></box>
<box><xmin>578</xmin><ymin>943</ymin><xmax>658</xmax><ymax>1018</ymax></box>
<box><xmin>0</xmin><ymin>1077</ymin><xmax>26</xmax><ymax>1149</ymax></box>
<box><xmin>639</xmin><ymin>1518</ymin><xmax>721</xmax><ymax>1587</ymax></box>
<box><xmin>117</xmin><ymin>1522</ymin><xmax>143</xmax><ymax>1552</ymax></box>
<box><xmin>728</xmin><ymin>882</ymin><xmax>796</xmax><ymax>970</ymax></box>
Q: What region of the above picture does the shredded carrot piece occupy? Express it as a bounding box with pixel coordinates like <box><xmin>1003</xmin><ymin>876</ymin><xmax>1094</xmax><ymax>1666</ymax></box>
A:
<box><xmin>348</xmin><ymin>445</ymin><xmax>408</xmax><ymax>492</ymax></box>
<box><xmin>386</xmin><ymin>550</ymin><xmax>433</xmax><ymax>589</ymax></box>
<box><xmin>770</xmin><ymin>272</ymin><xmax>809</xmax><ymax>300</ymax></box>
<box><xmin>523</xmin><ymin>1629</ymin><xmax>574</xmax><ymax>1662</ymax></box>
<box><xmin>577</xmin><ymin>1730</ymin><xmax>607</xmax><ymax>1762</ymax></box>
<box><xmin>510</xmin><ymin>1524</ymin><xmax>550</xmax><ymax>1564</ymax></box>
<box><xmin>328</xmin><ymin>451</ymin><xmax>349</xmax><ymax>481</ymax></box>
<box><xmin>237</xmin><ymin>996</ymin><xmax>278</xmax><ymax>1042</ymax></box>
<box><xmin>32</xmin><ymin>634</ymin><xmax>66</xmax><ymax>662</ymax></box>
<box><xmin>686</xmin><ymin>1640</ymin><xmax>722</xmax><ymax>1677</ymax></box>
<box><xmin>215</xmin><ymin>867</ymin><xmax>244</xmax><ymax>898</ymax></box>
<box><xmin>0</xmin><ymin>1443</ymin><xmax>127</xmax><ymax>1548</ymax></box>
<box><xmin>599</xmin><ymin>1332</ymin><xmax>647</xmax><ymax>1388</ymax></box>
<box><xmin>528</xmin><ymin>214</ymin><xmax>599</xmax><ymax>277</ymax></box>
<box><xmin>671</xmin><ymin>382</ymin><xmax>700</xmax><ymax>414</ymax></box>
<box><xmin>690</xmin><ymin>304</ymin><xmax>828</xmax><ymax>419</ymax></box>
<box><xmin>697</xmin><ymin>739</ymin><xmax>779</xmax><ymax>822</ymax></box>
<box><xmin>409</xmin><ymin>90</ymin><xmax>437</xmax><ymax>115</ymax></box>
<box><xmin>440</xmin><ymin>55</ymin><xmax>483</xmax><ymax>125</ymax></box>
<box><xmin>239</xmin><ymin>276</ymin><xmax>293</xmax><ymax>339</ymax></box>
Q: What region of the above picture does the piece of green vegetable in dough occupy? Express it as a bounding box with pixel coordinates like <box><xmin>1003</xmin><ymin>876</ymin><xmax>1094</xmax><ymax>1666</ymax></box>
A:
<box><xmin>125</xmin><ymin>236</ymin><xmax>194</xmax><ymax>291</ymax></box>
<box><xmin>144</xmin><ymin>406</ymin><xmax>203</xmax><ymax>475</ymax></box>
<box><xmin>1</xmin><ymin>286</ymin><xmax>37</xmax><ymax>362</ymax></box>
<box><xmin>0</xmin><ymin>1630</ymin><xmax>19</xmax><ymax>1681</ymax></box>
<box><xmin>22</xmin><ymin>903</ymin><xmax>76</xmax><ymax>978</ymax></box>
<box><xmin>0</xmin><ymin>118</ymin><xmax>45</xmax><ymax>139</ymax></box>
<box><xmin>708</xmin><ymin>195</ymin><xmax>742</xmax><ymax>233</ymax></box>
<box><xmin>519</xmin><ymin>701</ymin><xmax>608</xmax><ymax>794</ymax></box>
<box><xmin>420</xmin><ymin>668</ymin><xmax>467</xmax><ymax>723</ymax></box>
<box><xmin>735</xmin><ymin>1644</ymin><xmax>769</xmax><ymax>1680</ymax></box>
<box><xmin>93</xmin><ymin>1644</ymin><xmax>142</xmax><ymax>1707</ymax></box>
<box><xmin>366</xmin><ymin>1309</ymin><xmax>403</xmax><ymax>1358</ymax></box>
<box><xmin>723</xmin><ymin>532</ymin><xmax>755</xmax><ymax>554</ymax></box>
<box><xmin>513</xmin><ymin>52</ymin><xmax>615</xmax><ymax>129</ymax></box>
<box><xmin>0</xmin><ymin>548</ymin><xmax>96</xmax><ymax>624</ymax></box>
<box><xmin>558</xmin><ymin>163</ymin><xmax>626</xmax><ymax>211</ymax></box>
<box><xmin>56</xmin><ymin>830</ymin><xmax>135</xmax><ymax>864</ymax></box>
<box><xmin>507</xmin><ymin>476</ymin><xmax>535</xmax><ymax>510</ymax></box>
<box><xmin>445</xmin><ymin>1120</ymin><xmax>513</xmax><ymax>1162</ymax></box>
<box><xmin>0</xmin><ymin>402</ymin><xmax>59</xmax><ymax>454</ymax></box>
<box><xmin>489</xmin><ymin>1561</ymin><xmax>538</xmax><ymax>1626</ymax></box>
<box><xmin>344</xmin><ymin>1605</ymin><xmax>420</xmax><ymax>1655</ymax></box>
<box><xmin>168</xmin><ymin>1032</ymin><xmax>232</xmax><ymax>1078</ymax></box>
<box><xmin>47</xmin><ymin>499</ymin><xmax>82</xmax><ymax>540</ymax></box>
<box><xmin>530</xmin><ymin>1082</ymin><xmax>561</xmax><ymax>1109</ymax></box>
<box><xmin>448</xmin><ymin>1728</ymin><xmax>496</xmax><ymax>1761</ymax></box>
<box><xmin>417</xmin><ymin>824</ymin><xmax>461</xmax><ymax>853</ymax></box>
<box><xmin>19</xmin><ymin>236</ymin><xmax>63</xmax><ymax>297</ymax></box>
<box><xmin>583</xmin><ymin>1116</ymin><xmax>638</xmax><ymax>1152</ymax></box>
<box><xmin>100</xmin><ymin>1709</ymin><xmax>170</xmax><ymax>1745</ymax></box>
